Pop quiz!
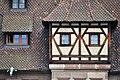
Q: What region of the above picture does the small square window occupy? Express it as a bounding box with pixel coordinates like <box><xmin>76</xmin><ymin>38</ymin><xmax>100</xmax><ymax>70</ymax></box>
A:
<box><xmin>11</xmin><ymin>0</ymin><xmax>26</xmax><ymax>9</ymax></box>
<box><xmin>6</xmin><ymin>33</ymin><xmax>29</xmax><ymax>45</ymax></box>
<box><xmin>60</xmin><ymin>34</ymin><xmax>71</xmax><ymax>46</ymax></box>
<box><xmin>89</xmin><ymin>34</ymin><xmax>100</xmax><ymax>46</ymax></box>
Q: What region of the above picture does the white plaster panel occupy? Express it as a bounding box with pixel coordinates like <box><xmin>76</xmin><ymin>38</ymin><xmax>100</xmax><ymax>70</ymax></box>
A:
<box><xmin>100</xmin><ymin>34</ymin><xmax>105</xmax><ymax>45</ymax></box>
<box><xmin>59</xmin><ymin>47</ymin><xmax>72</xmax><ymax>55</ymax></box>
<box><xmin>103</xmin><ymin>28</ymin><xmax>108</xmax><ymax>35</ymax></box>
<box><xmin>71</xmin><ymin>23</ymin><xmax>79</xmax><ymax>26</ymax></box>
<box><xmin>71</xmin><ymin>34</ymin><xmax>76</xmax><ymax>45</ymax></box>
<box><xmin>83</xmin><ymin>34</ymin><xmax>89</xmax><ymax>45</ymax></box>
<box><xmin>71</xmin><ymin>58</ymin><xmax>79</xmax><ymax>60</ymax></box>
<box><xmin>52</xmin><ymin>28</ymin><xmax>57</xmax><ymax>35</ymax></box>
<box><xmin>87</xmin><ymin>28</ymin><xmax>102</xmax><ymax>32</ymax></box>
<box><xmin>52</xmin><ymin>23</ymin><xmax>60</xmax><ymax>26</ymax></box>
<box><xmin>81</xmin><ymin>23</ymin><xmax>89</xmax><ymax>26</ymax></box>
<box><xmin>52</xmin><ymin>57</ymin><xmax>60</xmax><ymax>60</ymax></box>
<box><xmin>52</xmin><ymin>40</ymin><xmax>60</xmax><ymax>55</ymax></box>
<box><xmin>100</xmin><ymin>40</ymin><xmax>108</xmax><ymax>55</ymax></box>
<box><xmin>58</xmin><ymin>28</ymin><xmax>73</xmax><ymax>32</ymax></box>
<box><xmin>81</xmin><ymin>40</ymin><xmax>89</xmax><ymax>55</ymax></box>
<box><xmin>101</xmin><ymin>58</ymin><xmax>108</xmax><ymax>60</ymax></box>
<box><xmin>100</xmin><ymin>23</ymin><xmax>108</xmax><ymax>26</ymax></box>
<box><xmin>54</xmin><ymin>34</ymin><xmax>60</xmax><ymax>45</ymax></box>
<box><xmin>81</xmin><ymin>58</ymin><xmax>89</xmax><ymax>60</ymax></box>
<box><xmin>81</xmin><ymin>28</ymin><xmax>86</xmax><ymax>35</ymax></box>
<box><xmin>91</xmin><ymin>58</ymin><xmax>98</xmax><ymax>60</ymax></box>
<box><xmin>71</xmin><ymin>40</ymin><xmax>79</xmax><ymax>55</ymax></box>
<box><xmin>88</xmin><ymin>47</ymin><xmax>101</xmax><ymax>55</ymax></box>
<box><xmin>61</xmin><ymin>58</ymin><xmax>69</xmax><ymax>60</ymax></box>
<box><xmin>73</xmin><ymin>28</ymin><xmax>79</xmax><ymax>35</ymax></box>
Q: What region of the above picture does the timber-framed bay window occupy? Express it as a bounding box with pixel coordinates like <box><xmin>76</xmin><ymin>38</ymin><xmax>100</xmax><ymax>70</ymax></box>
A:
<box><xmin>11</xmin><ymin>0</ymin><xmax>26</xmax><ymax>9</ymax></box>
<box><xmin>5</xmin><ymin>33</ymin><xmax>29</xmax><ymax>45</ymax></box>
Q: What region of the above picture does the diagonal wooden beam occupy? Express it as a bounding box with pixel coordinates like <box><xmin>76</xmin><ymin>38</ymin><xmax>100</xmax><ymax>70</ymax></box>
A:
<box><xmin>71</xmin><ymin>28</ymin><xmax>77</xmax><ymax>37</ymax></box>
<box><xmin>81</xmin><ymin>28</ymin><xmax>92</xmax><ymax>55</ymax></box>
<box><xmin>68</xmin><ymin>34</ymin><xmax>80</xmax><ymax>55</ymax></box>
<box><xmin>100</xmin><ymin>28</ymin><xmax>107</xmax><ymax>37</ymax></box>
<box><xmin>81</xmin><ymin>38</ymin><xmax>92</xmax><ymax>55</ymax></box>
<box><xmin>97</xmin><ymin>35</ymin><xmax>108</xmax><ymax>55</ymax></box>
<box><xmin>53</xmin><ymin>28</ymin><xmax>59</xmax><ymax>37</ymax></box>
<box><xmin>82</xmin><ymin>28</ymin><xmax>88</xmax><ymax>37</ymax></box>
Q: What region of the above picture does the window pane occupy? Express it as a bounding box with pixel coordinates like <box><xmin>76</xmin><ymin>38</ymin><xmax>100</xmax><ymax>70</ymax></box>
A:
<box><xmin>12</xmin><ymin>0</ymin><xmax>18</xmax><ymax>8</ymax></box>
<box><xmin>22</xmin><ymin>35</ymin><xmax>27</xmax><ymax>38</ymax></box>
<box><xmin>13</xmin><ymin>0</ymin><xmax>18</xmax><ymax>2</ymax></box>
<box><xmin>22</xmin><ymin>39</ymin><xmax>27</xmax><ymax>44</ymax></box>
<box><xmin>22</xmin><ymin>35</ymin><xmax>27</xmax><ymax>44</ymax></box>
<box><xmin>14</xmin><ymin>35</ymin><xmax>19</xmax><ymax>44</ymax></box>
<box><xmin>91</xmin><ymin>35</ymin><xmax>98</xmax><ymax>44</ymax></box>
<box><xmin>14</xmin><ymin>35</ymin><xmax>19</xmax><ymax>38</ymax></box>
<box><xmin>19</xmin><ymin>0</ymin><xmax>25</xmax><ymax>8</ymax></box>
<box><xmin>12</xmin><ymin>3</ymin><xmax>18</xmax><ymax>8</ymax></box>
<box><xmin>20</xmin><ymin>0</ymin><xmax>25</xmax><ymax>3</ymax></box>
<box><xmin>62</xmin><ymin>35</ymin><xmax>69</xmax><ymax>44</ymax></box>
<box><xmin>19</xmin><ymin>4</ymin><xmax>25</xmax><ymax>8</ymax></box>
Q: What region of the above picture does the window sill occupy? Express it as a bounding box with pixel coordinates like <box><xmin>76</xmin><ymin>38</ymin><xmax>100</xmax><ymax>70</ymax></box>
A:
<box><xmin>10</xmin><ymin>8</ymin><xmax>27</xmax><ymax>12</ymax></box>
<box><xmin>4</xmin><ymin>45</ymin><xmax>30</xmax><ymax>48</ymax></box>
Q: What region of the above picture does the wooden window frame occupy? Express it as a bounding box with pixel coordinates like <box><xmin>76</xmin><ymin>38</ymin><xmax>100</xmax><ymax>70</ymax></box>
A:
<box><xmin>89</xmin><ymin>33</ymin><xmax>100</xmax><ymax>46</ymax></box>
<box><xmin>60</xmin><ymin>33</ymin><xmax>71</xmax><ymax>46</ymax></box>
<box><xmin>11</xmin><ymin>0</ymin><xmax>27</xmax><ymax>9</ymax></box>
<box><xmin>5</xmin><ymin>33</ymin><xmax>29</xmax><ymax>45</ymax></box>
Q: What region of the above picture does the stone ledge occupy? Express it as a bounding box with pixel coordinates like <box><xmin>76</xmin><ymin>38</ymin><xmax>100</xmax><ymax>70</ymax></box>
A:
<box><xmin>49</xmin><ymin>64</ymin><xmax>111</xmax><ymax>70</ymax></box>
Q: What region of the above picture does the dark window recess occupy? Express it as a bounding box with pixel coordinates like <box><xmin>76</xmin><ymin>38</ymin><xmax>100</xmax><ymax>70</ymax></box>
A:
<box><xmin>6</xmin><ymin>33</ymin><xmax>29</xmax><ymax>45</ymax></box>
<box><xmin>8</xmin><ymin>34</ymin><xmax>13</xmax><ymax>43</ymax></box>
<box><xmin>11</xmin><ymin>0</ymin><xmax>26</xmax><ymax>9</ymax></box>
<box><xmin>60</xmin><ymin>34</ymin><xmax>71</xmax><ymax>46</ymax></box>
<box><xmin>89</xmin><ymin>34</ymin><xmax>100</xmax><ymax>46</ymax></box>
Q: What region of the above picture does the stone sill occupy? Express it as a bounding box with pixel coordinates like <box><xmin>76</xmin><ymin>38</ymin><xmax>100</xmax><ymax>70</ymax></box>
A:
<box><xmin>49</xmin><ymin>64</ymin><xmax>111</xmax><ymax>70</ymax></box>
<box><xmin>10</xmin><ymin>9</ymin><xmax>27</xmax><ymax>12</ymax></box>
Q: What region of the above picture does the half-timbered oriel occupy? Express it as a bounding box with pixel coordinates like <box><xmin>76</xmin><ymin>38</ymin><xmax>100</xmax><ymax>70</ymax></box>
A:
<box><xmin>0</xmin><ymin>0</ymin><xmax>119</xmax><ymax>80</ymax></box>
<box><xmin>43</xmin><ymin>0</ymin><xmax>117</xmax><ymax>80</ymax></box>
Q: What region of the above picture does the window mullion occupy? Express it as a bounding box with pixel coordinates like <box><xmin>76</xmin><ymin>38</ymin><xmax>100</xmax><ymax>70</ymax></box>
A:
<box><xmin>18</xmin><ymin>0</ymin><xmax>20</xmax><ymax>8</ymax></box>
<box><xmin>20</xmin><ymin>35</ymin><xmax>22</xmax><ymax>44</ymax></box>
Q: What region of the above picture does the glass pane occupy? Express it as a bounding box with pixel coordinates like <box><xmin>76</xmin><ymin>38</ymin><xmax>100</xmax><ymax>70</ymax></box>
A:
<box><xmin>12</xmin><ymin>3</ymin><xmax>18</xmax><ymax>8</ymax></box>
<box><xmin>20</xmin><ymin>0</ymin><xmax>25</xmax><ymax>3</ymax></box>
<box><xmin>62</xmin><ymin>35</ymin><xmax>69</xmax><ymax>44</ymax></box>
<box><xmin>22</xmin><ymin>39</ymin><xmax>27</xmax><ymax>44</ymax></box>
<box><xmin>22</xmin><ymin>35</ymin><xmax>27</xmax><ymax>44</ymax></box>
<box><xmin>22</xmin><ymin>35</ymin><xmax>27</xmax><ymax>38</ymax></box>
<box><xmin>91</xmin><ymin>35</ymin><xmax>98</xmax><ymax>44</ymax></box>
<box><xmin>14</xmin><ymin>35</ymin><xmax>19</xmax><ymax>44</ymax></box>
<box><xmin>13</xmin><ymin>0</ymin><xmax>18</xmax><ymax>2</ymax></box>
<box><xmin>14</xmin><ymin>35</ymin><xmax>19</xmax><ymax>38</ymax></box>
<box><xmin>19</xmin><ymin>4</ymin><xmax>25</xmax><ymax>8</ymax></box>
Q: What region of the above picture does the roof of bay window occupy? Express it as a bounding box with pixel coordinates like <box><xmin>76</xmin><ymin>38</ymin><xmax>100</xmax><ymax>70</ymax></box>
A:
<box><xmin>43</xmin><ymin>0</ymin><xmax>116</xmax><ymax>22</ymax></box>
<box><xmin>2</xmin><ymin>15</ymin><xmax>33</xmax><ymax>32</ymax></box>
